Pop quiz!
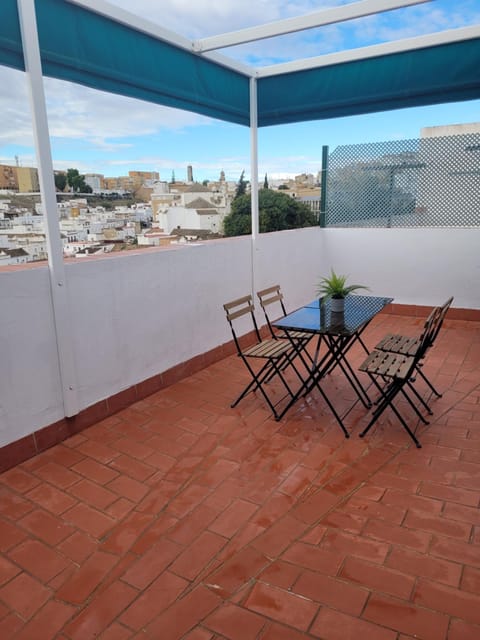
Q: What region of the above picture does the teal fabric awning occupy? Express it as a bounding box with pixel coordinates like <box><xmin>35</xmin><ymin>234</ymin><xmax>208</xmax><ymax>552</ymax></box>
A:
<box><xmin>0</xmin><ymin>0</ymin><xmax>24</xmax><ymax>71</ymax></box>
<box><xmin>0</xmin><ymin>0</ymin><xmax>250</xmax><ymax>125</ymax></box>
<box><xmin>257</xmin><ymin>39</ymin><xmax>480</xmax><ymax>126</ymax></box>
<box><xmin>1</xmin><ymin>0</ymin><xmax>479</xmax><ymax>127</ymax></box>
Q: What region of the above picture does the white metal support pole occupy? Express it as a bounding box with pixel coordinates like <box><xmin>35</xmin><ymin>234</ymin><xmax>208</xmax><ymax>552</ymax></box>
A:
<box><xmin>249</xmin><ymin>76</ymin><xmax>259</xmax><ymax>296</ymax></box>
<box><xmin>17</xmin><ymin>0</ymin><xmax>79</xmax><ymax>416</ymax></box>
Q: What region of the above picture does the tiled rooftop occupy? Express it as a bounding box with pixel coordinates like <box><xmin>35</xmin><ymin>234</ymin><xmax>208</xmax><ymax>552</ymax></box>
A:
<box><xmin>0</xmin><ymin>312</ymin><xmax>479</xmax><ymax>639</ymax></box>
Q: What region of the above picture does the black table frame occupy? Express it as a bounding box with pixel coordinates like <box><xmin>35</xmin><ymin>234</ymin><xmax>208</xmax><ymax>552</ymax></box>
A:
<box><xmin>273</xmin><ymin>295</ymin><xmax>393</xmax><ymax>436</ymax></box>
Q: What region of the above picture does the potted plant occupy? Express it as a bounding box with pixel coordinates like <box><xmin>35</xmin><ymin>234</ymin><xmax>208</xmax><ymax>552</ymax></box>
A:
<box><xmin>317</xmin><ymin>269</ymin><xmax>370</xmax><ymax>312</ymax></box>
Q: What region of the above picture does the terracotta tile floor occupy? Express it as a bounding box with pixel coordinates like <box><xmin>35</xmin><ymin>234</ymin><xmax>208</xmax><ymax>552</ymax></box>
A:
<box><xmin>1</xmin><ymin>313</ymin><xmax>480</xmax><ymax>639</ymax></box>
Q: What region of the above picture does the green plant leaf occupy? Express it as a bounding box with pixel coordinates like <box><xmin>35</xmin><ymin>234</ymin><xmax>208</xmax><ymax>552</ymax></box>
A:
<box><xmin>316</xmin><ymin>268</ymin><xmax>370</xmax><ymax>299</ymax></box>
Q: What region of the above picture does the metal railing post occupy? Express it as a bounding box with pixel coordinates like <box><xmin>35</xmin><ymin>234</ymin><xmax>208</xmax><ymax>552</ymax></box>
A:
<box><xmin>319</xmin><ymin>145</ymin><xmax>328</xmax><ymax>227</ymax></box>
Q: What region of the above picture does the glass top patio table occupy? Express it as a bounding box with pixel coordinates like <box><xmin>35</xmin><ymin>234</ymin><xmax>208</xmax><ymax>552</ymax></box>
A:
<box><xmin>274</xmin><ymin>295</ymin><xmax>393</xmax><ymax>336</ymax></box>
<box><xmin>272</xmin><ymin>295</ymin><xmax>393</xmax><ymax>435</ymax></box>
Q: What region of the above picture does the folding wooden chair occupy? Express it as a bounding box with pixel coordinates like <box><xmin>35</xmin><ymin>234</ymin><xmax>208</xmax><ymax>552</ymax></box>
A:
<box><xmin>256</xmin><ymin>285</ymin><xmax>314</xmax><ymax>363</ymax></box>
<box><xmin>358</xmin><ymin>306</ymin><xmax>443</xmax><ymax>448</ymax></box>
<box><xmin>223</xmin><ymin>295</ymin><xmax>304</xmax><ymax>419</ymax></box>
<box><xmin>374</xmin><ymin>297</ymin><xmax>453</xmax><ymax>399</ymax></box>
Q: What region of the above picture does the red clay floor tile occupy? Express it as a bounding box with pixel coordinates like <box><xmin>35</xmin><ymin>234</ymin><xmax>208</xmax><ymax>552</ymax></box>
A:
<box><xmin>62</xmin><ymin>580</ymin><xmax>138</xmax><ymax>639</ymax></box>
<box><xmin>118</xmin><ymin>570</ymin><xmax>188</xmax><ymax>631</ymax></box>
<box><xmin>311</xmin><ymin>607</ymin><xmax>397</xmax><ymax>640</ymax></box>
<box><xmin>204</xmin><ymin>602</ymin><xmax>265</xmax><ymax>640</ymax></box>
<box><xmin>55</xmin><ymin>551</ymin><xmax>118</xmax><ymax>604</ymax></box>
<box><xmin>18</xmin><ymin>509</ymin><xmax>74</xmax><ymax>545</ymax></box>
<box><xmin>0</xmin><ymin>314</ymin><xmax>479</xmax><ymax>639</ymax></box>
<box><xmin>244</xmin><ymin>581</ymin><xmax>318</xmax><ymax>631</ymax></box>
<box><xmin>8</xmin><ymin>539</ymin><xmax>70</xmax><ymax>583</ymax></box>
<box><xmin>62</xmin><ymin>502</ymin><xmax>116</xmax><ymax>539</ymax></box>
<box><xmin>121</xmin><ymin>539</ymin><xmax>183</xmax><ymax>590</ymax></box>
<box><xmin>293</xmin><ymin>569</ymin><xmax>368</xmax><ymax>616</ymax></box>
<box><xmin>0</xmin><ymin>555</ymin><xmax>21</xmax><ymax>587</ymax></box>
<box><xmin>25</xmin><ymin>482</ymin><xmax>77</xmax><ymax>515</ymax></box>
<box><xmin>0</xmin><ymin>572</ymin><xmax>52</xmax><ymax>620</ymax></box>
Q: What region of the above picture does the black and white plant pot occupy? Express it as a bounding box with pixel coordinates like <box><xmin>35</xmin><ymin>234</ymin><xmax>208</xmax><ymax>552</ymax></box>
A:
<box><xmin>331</xmin><ymin>296</ymin><xmax>345</xmax><ymax>313</ymax></box>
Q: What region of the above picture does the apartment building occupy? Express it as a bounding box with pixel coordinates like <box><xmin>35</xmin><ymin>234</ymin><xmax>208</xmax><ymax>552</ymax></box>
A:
<box><xmin>17</xmin><ymin>166</ymin><xmax>40</xmax><ymax>192</ymax></box>
<box><xmin>417</xmin><ymin>122</ymin><xmax>480</xmax><ymax>225</ymax></box>
<box><xmin>103</xmin><ymin>170</ymin><xmax>160</xmax><ymax>192</ymax></box>
<box><xmin>128</xmin><ymin>170</ymin><xmax>159</xmax><ymax>188</ymax></box>
<box><xmin>84</xmin><ymin>173</ymin><xmax>105</xmax><ymax>191</ymax></box>
<box><xmin>152</xmin><ymin>182</ymin><xmax>231</xmax><ymax>235</ymax></box>
<box><xmin>0</xmin><ymin>163</ymin><xmax>18</xmax><ymax>190</ymax></box>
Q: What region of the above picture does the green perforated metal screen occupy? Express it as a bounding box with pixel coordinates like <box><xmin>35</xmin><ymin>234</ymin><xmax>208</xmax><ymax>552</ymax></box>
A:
<box><xmin>325</xmin><ymin>133</ymin><xmax>480</xmax><ymax>228</ymax></box>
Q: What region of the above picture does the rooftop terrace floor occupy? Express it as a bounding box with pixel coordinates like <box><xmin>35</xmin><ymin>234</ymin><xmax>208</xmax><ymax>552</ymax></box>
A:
<box><xmin>0</xmin><ymin>312</ymin><xmax>479</xmax><ymax>639</ymax></box>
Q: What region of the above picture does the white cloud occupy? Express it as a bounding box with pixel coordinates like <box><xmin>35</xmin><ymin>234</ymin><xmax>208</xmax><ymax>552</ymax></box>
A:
<box><xmin>44</xmin><ymin>79</ymin><xmax>210</xmax><ymax>140</ymax></box>
<box><xmin>258</xmin><ymin>154</ymin><xmax>323</xmax><ymax>180</ymax></box>
<box><xmin>0</xmin><ymin>70</ymin><xmax>34</xmax><ymax>147</ymax></box>
<box><xmin>350</xmin><ymin>3</ymin><xmax>480</xmax><ymax>46</ymax></box>
<box><xmin>0</xmin><ymin>66</ymin><xmax>213</xmax><ymax>154</ymax></box>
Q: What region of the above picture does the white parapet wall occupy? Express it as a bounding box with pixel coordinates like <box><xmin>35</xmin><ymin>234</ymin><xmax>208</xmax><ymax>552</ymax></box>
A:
<box><xmin>0</xmin><ymin>266</ymin><xmax>64</xmax><ymax>444</ymax></box>
<box><xmin>256</xmin><ymin>227</ymin><xmax>480</xmax><ymax>310</ymax></box>
<box><xmin>319</xmin><ymin>227</ymin><xmax>480</xmax><ymax>309</ymax></box>
<box><xmin>255</xmin><ymin>228</ymin><xmax>480</xmax><ymax>309</ymax></box>
<box><xmin>0</xmin><ymin>227</ymin><xmax>479</xmax><ymax>448</ymax></box>
<box><xmin>65</xmin><ymin>238</ymin><xmax>252</xmax><ymax>409</ymax></box>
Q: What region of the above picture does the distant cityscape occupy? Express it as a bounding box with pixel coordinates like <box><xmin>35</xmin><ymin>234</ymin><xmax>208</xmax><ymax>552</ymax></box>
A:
<box><xmin>0</xmin><ymin>164</ymin><xmax>322</xmax><ymax>266</ymax></box>
<box><xmin>2</xmin><ymin>120</ymin><xmax>478</xmax><ymax>266</ymax></box>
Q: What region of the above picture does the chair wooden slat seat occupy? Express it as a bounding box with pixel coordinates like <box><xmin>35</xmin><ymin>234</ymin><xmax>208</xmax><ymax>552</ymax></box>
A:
<box><xmin>374</xmin><ymin>297</ymin><xmax>453</xmax><ymax>398</ymax></box>
<box><xmin>287</xmin><ymin>329</ymin><xmax>314</xmax><ymax>340</ymax></box>
<box><xmin>359</xmin><ymin>351</ymin><xmax>414</xmax><ymax>381</ymax></box>
<box><xmin>357</xmin><ymin>300</ymin><xmax>453</xmax><ymax>448</ymax></box>
<box><xmin>376</xmin><ymin>334</ymin><xmax>420</xmax><ymax>356</ymax></box>
<box><xmin>223</xmin><ymin>294</ymin><xmax>305</xmax><ymax>419</ymax></box>
<box><xmin>243</xmin><ymin>340</ymin><xmax>293</xmax><ymax>359</ymax></box>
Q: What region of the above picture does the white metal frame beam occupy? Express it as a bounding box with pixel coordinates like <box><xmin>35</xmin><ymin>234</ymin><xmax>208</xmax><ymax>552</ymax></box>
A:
<box><xmin>257</xmin><ymin>24</ymin><xmax>480</xmax><ymax>77</ymax></box>
<box><xmin>193</xmin><ymin>0</ymin><xmax>430</xmax><ymax>52</ymax></box>
<box><xmin>17</xmin><ymin>0</ymin><xmax>79</xmax><ymax>417</ymax></box>
<box><xmin>249</xmin><ymin>77</ymin><xmax>259</xmax><ymax>296</ymax></box>
<box><xmin>250</xmin><ymin>78</ymin><xmax>259</xmax><ymax>243</ymax></box>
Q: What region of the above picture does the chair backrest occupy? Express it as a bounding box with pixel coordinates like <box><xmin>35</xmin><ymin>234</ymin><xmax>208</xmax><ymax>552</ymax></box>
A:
<box><xmin>412</xmin><ymin>296</ymin><xmax>454</xmax><ymax>361</ymax></box>
<box><xmin>418</xmin><ymin>296</ymin><xmax>454</xmax><ymax>355</ymax></box>
<box><xmin>417</xmin><ymin>307</ymin><xmax>441</xmax><ymax>357</ymax></box>
<box><xmin>223</xmin><ymin>295</ymin><xmax>261</xmax><ymax>353</ymax></box>
<box><xmin>430</xmin><ymin>296</ymin><xmax>454</xmax><ymax>344</ymax></box>
<box><xmin>256</xmin><ymin>285</ymin><xmax>288</xmax><ymax>337</ymax></box>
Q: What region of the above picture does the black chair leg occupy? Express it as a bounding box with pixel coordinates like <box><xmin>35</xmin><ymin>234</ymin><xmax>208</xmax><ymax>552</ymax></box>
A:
<box><xmin>399</xmin><ymin>388</ymin><xmax>429</xmax><ymax>425</ymax></box>
<box><xmin>416</xmin><ymin>364</ymin><xmax>443</xmax><ymax>397</ymax></box>
<box><xmin>406</xmin><ymin>380</ymin><xmax>433</xmax><ymax>415</ymax></box>
<box><xmin>231</xmin><ymin>359</ymin><xmax>291</xmax><ymax>419</ymax></box>
<box><xmin>359</xmin><ymin>379</ymin><xmax>422</xmax><ymax>448</ymax></box>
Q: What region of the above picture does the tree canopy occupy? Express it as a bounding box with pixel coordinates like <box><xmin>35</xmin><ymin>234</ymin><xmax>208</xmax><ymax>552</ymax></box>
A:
<box><xmin>234</xmin><ymin>170</ymin><xmax>247</xmax><ymax>200</ymax></box>
<box><xmin>66</xmin><ymin>168</ymin><xmax>91</xmax><ymax>193</ymax></box>
<box><xmin>223</xmin><ymin>188</ymin><xmax>317</xmax><ymax>236</ymax></box>
<box><xmin>54</xmin><ymin>173</ymin><xmax>67</xmax><ymax>192</ymax></box>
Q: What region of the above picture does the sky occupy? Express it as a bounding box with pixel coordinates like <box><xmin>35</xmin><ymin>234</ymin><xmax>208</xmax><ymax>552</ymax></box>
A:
<box><xmin>0</xmin><ymin>0</ymin><xmax>479</xmax><ymax>183</ymax></box>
